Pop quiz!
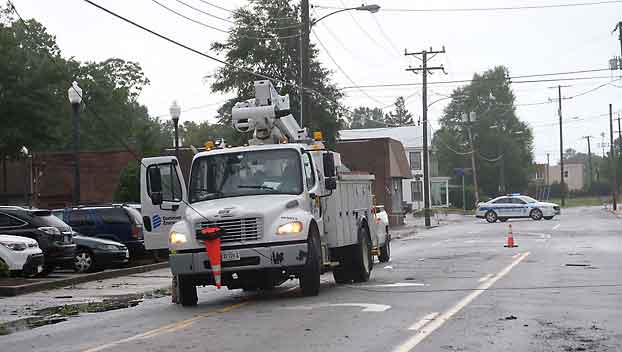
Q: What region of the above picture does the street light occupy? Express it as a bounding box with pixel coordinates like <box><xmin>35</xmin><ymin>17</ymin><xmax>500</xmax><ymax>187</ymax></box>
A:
<box><xmin>170</xmin><ymin>100</ymin><xmax>181</xmax><ymax>160</ymax></box>
<box><xmin>299</xmin><ymin>3</ymin><xmax>381</xmax><ymax>126</ymax></box>
<box><xmin>67</xmin><ymin>81</ymin><xmax>82</xmax><ymax>205</ymax></box>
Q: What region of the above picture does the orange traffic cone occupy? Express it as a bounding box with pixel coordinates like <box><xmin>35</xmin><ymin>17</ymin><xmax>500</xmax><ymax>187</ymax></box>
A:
<box><xmin>201</xmin><ymin>227</ymin><xmax>223</xmax><ymax>289</ymax></box>
<box><xmin>504</xmin><ymin>224</ymin><xmax>518</xmax><ymax>248</ymax></box>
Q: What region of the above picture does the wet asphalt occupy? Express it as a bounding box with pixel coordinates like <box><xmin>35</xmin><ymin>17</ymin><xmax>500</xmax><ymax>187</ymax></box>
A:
<box><xmin>0</xmin><ymin>206</ymin><xmax>620</xmax><ymax>352</ymax></box>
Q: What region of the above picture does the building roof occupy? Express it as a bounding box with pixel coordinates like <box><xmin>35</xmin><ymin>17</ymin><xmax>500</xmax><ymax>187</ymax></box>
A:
<box><xmin>338</xmin><ymin>126</ymin><xmax>431</xmax><ymax>148</ymax></box>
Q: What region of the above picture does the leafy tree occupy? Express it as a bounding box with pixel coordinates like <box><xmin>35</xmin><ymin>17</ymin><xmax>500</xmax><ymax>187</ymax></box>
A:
<box><xmin>349</xmin><ymin>107</ymin><xmax>385</xmax><ymax>129</ymax></box>
<box><xmin>209</xmin><ymin>0</ymin><xmax>344</xmax><ymax>146</ymax></box>
<box><xmin>433</xmin><ymin>66</ymin><xmax>534</xmax><ymax>197</ymax></box>
<box><xmin>384</xmin><ymin>96</ymin><xmax>413</xmax><ymax>127</ymax></box>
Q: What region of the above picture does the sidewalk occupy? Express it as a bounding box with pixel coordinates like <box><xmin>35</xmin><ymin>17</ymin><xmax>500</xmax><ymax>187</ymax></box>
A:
<box><xmin>0</xmin><ymin>267</ymin><xmax>172</xmax><ymax>333</ymax></box>
<box><xmin>391</xmin><ymin>211</ymin><xmax>472</xmax><ymax>240</ymax></box>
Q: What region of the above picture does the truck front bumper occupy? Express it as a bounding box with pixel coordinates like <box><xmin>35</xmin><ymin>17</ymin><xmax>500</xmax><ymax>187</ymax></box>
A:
<box><xmin>170</xmin><ymin>240</ymin><xmax>308</xmax><ymax>275</ymax></box>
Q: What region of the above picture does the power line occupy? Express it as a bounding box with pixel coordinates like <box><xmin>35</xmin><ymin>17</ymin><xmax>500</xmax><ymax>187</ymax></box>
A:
<box><xmin>150</xmin><ymin>0</ymin><xmax>300</xmax><ymax>40</ymax></box>
<box><xmin>315</xmin><ymin>1</ymin><xmax>622</xmax><ymax>13</ymax></box>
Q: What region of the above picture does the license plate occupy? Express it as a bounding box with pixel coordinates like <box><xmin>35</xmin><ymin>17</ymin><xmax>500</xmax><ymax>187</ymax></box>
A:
<box><xmin>222</xmin><ymin>250</ymin><xmax>241</xmax><ymax>262</ymax></box>
<box><xmin>37</xmin><ymin>265</ymin><xmax>43</xmax><ymax>273</ymax></box>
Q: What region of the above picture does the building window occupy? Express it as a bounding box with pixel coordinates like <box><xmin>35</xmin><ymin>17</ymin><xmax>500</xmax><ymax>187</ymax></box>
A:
<box><xmin>411</xmin><ymin>181</ymin><xmax>422</xmax><ymax>202</ymax></box>
<box><xmin>409</xmin><ymin>151</ymin><xmax>422</xmax><ymax>170</ymax></box>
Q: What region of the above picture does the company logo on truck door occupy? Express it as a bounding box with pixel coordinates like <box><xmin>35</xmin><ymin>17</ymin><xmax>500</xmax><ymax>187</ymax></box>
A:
<box><xmin>152</xmin><ymin>214</ymin><xmax>162</xmax><ymax>229</ymax></box>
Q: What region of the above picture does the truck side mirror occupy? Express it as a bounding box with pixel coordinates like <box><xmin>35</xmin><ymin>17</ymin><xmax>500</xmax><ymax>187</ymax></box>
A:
<box><xmin>323</xmin><ymin>152</ymin><xmax>335</xmax><ymax>178</ymax></box>
<box><xmin>148</xmin><ymin>166</ymin><xmax>163</xmax><ymax>206</ymax></box>
<box><xmin>325</xmin><ymin>177</ymin><xmax>337</xmax><ymax>191</ymax></box>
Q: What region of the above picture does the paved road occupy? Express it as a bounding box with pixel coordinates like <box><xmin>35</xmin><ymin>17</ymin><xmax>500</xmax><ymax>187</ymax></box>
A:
<box><xmin>1</xmin><ymin>207</ymin><xmax>620</xmax><ymax>352</ymax></box>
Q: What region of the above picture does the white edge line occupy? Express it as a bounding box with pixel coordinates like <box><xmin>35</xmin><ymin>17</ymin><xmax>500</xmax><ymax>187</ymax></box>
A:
<box><xmin>392</xmin><ymin>251</ymin><xmax>531</xmax><ymax>352</ymax></box>
<box><xmin>408</xmin><ymin>312</ymin><xmax>440</xmax><ymax>331</ymax></box>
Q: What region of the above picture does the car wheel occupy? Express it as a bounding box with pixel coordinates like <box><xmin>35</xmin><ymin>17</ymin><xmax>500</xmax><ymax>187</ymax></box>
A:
<box><xmin>543</xmin><ymin>216</ymin><xmax>554</xmax><ymax>220</ymax></box>
<box><xmin>499</xmin><ymin>218</ymin><xmax>508</xmax><ymax>222</ymax></box>
<box><xmin>300</xmin><ymin>231</ymin><xmax>321</xmax><ymax>296</ymax></box>
<box><xmin>530</xmin><ymin>208</ymin><xmax>543</xmax><ymax>221</ymax></box>
<box><xmin>485</xmin><ymin>211</ymin><xmax>498</xmax><ymax>223</ymax></box>
<box><xmin>74</xmin><ymin>250</ymin><xmax>95</xmax><ymax>273</ymax></box>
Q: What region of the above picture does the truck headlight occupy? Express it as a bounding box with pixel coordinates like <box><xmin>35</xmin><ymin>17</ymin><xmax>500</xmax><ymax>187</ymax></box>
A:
<box><xmin>277</xmin><ymin>221</ymin><xmax>303</xmax><ymax>235</ymax></box>
<box><xmin>169</xmin><ymin>231</ymin><xmax>188</xmax><ymax>245</ymax></box>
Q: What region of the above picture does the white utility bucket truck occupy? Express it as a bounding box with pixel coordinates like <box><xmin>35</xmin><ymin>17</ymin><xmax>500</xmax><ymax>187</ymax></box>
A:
<box><xmin>140</xmin><ymin>80</ymin><xmax>389</xmax><ymax>306</ymax></box>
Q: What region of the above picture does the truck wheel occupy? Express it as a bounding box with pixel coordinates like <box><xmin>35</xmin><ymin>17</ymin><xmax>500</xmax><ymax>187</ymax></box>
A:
<box><xmin>300</xmin><ymin>232</ymin><xmax>321</xmax><ymax>296</ymax></box>
<box><xmin>378</xmin><ymin>232</ymin><xmax>390</xmax><ymax>263</ymax></box>
<box><xmin>178</xmin><ymin>275</ymin><xmax>197</xmax><ymax>306</ymax></box>
<box><xmin>352</xmin><ymin>225</ymin><xmax>373</xmax><ymax>283</ymax></box>
<box><xmin>530</xmin><ymin>208</ymin><xmax>543</xmax><ymax>221</ymax></box>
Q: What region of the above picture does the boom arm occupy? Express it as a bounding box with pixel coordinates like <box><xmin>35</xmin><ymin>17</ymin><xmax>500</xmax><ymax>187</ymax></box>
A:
<box><xmin>232</xmin><ymin>80</ymin><xmax>309</xmax><ymax>145</ymax></box>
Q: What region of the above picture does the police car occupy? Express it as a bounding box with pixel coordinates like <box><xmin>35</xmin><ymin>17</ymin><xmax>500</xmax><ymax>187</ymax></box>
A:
<box><xmin>476</xmin><ymin>194</ymin><xmax>560</xmax><ymax>223</ymax></box>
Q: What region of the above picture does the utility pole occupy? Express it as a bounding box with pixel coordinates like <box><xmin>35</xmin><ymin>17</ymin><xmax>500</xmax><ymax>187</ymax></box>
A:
<box><xmin>405</xmin><ymin>46</ymin><xmax>447</xmax><ymax>228</ymax></box>
<box><xmin>583</xmin><ymin>136</ymin><xmax>593</xmax><ymax>188</ymax></box>
<box><xmin>610</xmin><ymin>104</ymin><xmax>617</xmax><ymax>210</ymax></box>
<box><xmin>549</xmin><ymin>85</ymin><xmax>570</xmax><ymax>207</ymax></box>
<box><xmin>300</xmin><ymin>0</ymin><xmax>310</xmax><ymax>127</ymax></box>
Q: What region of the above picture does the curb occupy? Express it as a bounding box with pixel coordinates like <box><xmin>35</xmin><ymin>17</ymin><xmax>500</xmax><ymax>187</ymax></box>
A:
<box><xmin>0</xmin><ymin>262</ymin><xmax>169</xmax><ymax>297</ymax></box>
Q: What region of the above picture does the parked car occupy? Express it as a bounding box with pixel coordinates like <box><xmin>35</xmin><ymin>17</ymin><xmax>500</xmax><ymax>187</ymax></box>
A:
<box><xmin>0</xmin><ymin>234</ymin><xmax>45</xmax><ymax>276</ymax></box>
<box><xmin>0</xmin><ymin>208</ymin><xmax>76</xmax><ymax>275</ymax></box>
<box><xmin>373</xmin><ymin>205</ymin><xmax>391</xmax><ymax>263</ymax></box>
<box><xmin>70</xmin><ymin>233</ymin><xmax>129</xmax><ymax>273</ymax></box>
<box><xmin>54</xmin><ymin>205</ymin><xmax>145</xmax><ymax>256</ymax></box>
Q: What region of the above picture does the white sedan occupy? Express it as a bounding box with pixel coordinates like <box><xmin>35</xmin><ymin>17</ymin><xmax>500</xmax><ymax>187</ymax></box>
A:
<box><xmin>476</xmin><ymin>194</ymin><xmax>560</xmax><ymax>223</ymax></box>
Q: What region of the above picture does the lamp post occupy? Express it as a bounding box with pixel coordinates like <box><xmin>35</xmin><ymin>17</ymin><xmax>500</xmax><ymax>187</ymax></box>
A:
<box><xmin>67</xmin><ymin>81</ymin><xmax>82</xmax><ymax>205</ymax></box>
<box><xmin>170</xmin><ymin>100</ymin><xmax>181</xmax><ymax>160</ymax></box>
<box><xmin>299</xmin><ymin>3</ymin><xmax>380</xmax><ymax>126</ymax></box>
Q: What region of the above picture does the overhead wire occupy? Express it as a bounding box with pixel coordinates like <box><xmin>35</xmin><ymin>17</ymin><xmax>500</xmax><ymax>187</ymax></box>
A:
<box><xmin>315</xmin><ymin>1</ymin><xmax>622</xmax><ymax>13</ymax></box>
<box><xmin>150</xmin><ymin>0</ymin><xmax>301</xmax><ymax>40</ymax></box>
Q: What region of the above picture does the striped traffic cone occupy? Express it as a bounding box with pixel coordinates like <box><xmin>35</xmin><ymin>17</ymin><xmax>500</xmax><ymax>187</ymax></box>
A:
<box><xmin>504</xmin><ymin>224</ymin><xmax>518</xmax><ymax>248</ymax></box>
<box><xmin>201</xmin><ymin>227</ymin><xmax>223</xmax><ymax>289</ymax></box>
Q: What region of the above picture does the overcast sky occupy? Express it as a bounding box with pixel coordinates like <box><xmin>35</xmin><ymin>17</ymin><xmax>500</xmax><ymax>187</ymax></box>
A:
<box><xmin>11</xmin><ymin>0</ymin><xmax>622</xmax><ymax>164</ymax></box>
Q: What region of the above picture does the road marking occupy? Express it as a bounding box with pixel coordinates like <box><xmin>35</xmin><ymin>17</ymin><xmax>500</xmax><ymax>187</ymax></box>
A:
<box><xmin>553</xmin><ymin>224</ymin><xmax>560</xmax><ymax>230</ymax></box>
<box><xmin>81</xmin><ymin>301</ymin><xmax>248</xmax><ymax>352</ymax></box>
<box><xmin>478</xmin><ymin>274</ymin><xmax>493</xmax><ymax>282</ymax></box>
<box><xmin>285</xmin><ymin>302</ymin><xmax>391</xmax><ymax>312</ymax></box>
<box><xmin>373</xmin><ymin>283</ymin><xmax>426</xmax><ymax>288</ymax></box>
<box><xmin>408</xmin><ymin>312</ymin><xmax>439</xmax><ymax>331</ymax></box>
<box><xmin>393</xmin><ymin>252</ymin><xmax>530</xmax><ymax>352</ymax></box>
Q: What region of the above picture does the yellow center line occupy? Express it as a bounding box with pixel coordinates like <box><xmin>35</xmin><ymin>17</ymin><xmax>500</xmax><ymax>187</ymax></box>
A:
<box><xmin>81</xmin><ymin>301</ymin><xmax>249</xmax><ymax>352</ymax></box>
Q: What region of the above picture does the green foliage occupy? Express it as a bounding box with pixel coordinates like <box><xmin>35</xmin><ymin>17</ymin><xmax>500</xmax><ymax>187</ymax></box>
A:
<box><xmin>209</xmin><ymin>0</ymin><xmax>344</xmax><ymax>146</ymax></box>
<box><xmin>349</xmin><ymin>107</ymin><xmax>385</xmax><ymax>129</ymax></box>
<box><xmin>0</xmin><ymin>5</ymin><xmax>167</xmax><ymax>158</ymax></box>
<box><xmin>114</xmin><ymin>161</ymin><xmax>140</xmax><ymax>203</ymax></box>
<box><xmin>384</xmin><ymin>96</ymin><xmax>413</xmax><ymax>127</ymax></box>
<box><xmin>433</xmin><ymin>66</ymin><xmax>534</xmax><ymax>197</ymax></box>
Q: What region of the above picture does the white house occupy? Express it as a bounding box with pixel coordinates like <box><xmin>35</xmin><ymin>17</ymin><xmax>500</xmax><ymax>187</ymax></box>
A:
<box><xmin>339</xmin><ymin>126</ymin><xmax>450</xmax><ymax>211</ymax></box>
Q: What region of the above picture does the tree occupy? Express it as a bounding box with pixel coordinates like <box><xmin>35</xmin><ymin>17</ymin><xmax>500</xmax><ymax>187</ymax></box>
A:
<box><xmin>349</xmin><ymin>107</ymin><xmax>385</xmax><ymax>129</ymax></box>
<box><xmin>384</xmin><ymin>96</ymin><xmax>413</xmax><ymax>127</ymax></box>
<box><xmin>209</xmin><ymin>0</ymin><xmax>344</xmax><ymax>146</ymax></box>
<box><xmin>433</xmin><ymin>66</ymin><xmax>534</xmax><ymax>196</ymax></box>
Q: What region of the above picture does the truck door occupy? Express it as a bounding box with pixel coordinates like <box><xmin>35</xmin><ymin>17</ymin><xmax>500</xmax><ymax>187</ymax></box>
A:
<box><xmin>140</xmin><ymin>156</ymin><xmax>187</xmax><ymax>250</ymax></box>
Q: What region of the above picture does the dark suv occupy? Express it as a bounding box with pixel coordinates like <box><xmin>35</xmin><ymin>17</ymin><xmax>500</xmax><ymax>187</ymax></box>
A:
<box><xmin>0</xmin><ymin>207</ymin><xmax>76</xmax><ymax>275</ymax></box>
<box><xmin>55</xmin><ymin>206</ymin><xmax>145</xmax><ymax>256</ymax></box>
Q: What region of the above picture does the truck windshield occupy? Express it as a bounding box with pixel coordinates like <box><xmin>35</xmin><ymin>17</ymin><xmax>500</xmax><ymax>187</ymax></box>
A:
<box><xmin>189</xmin><ymin>149</ymin><xmax>303</xmax><ymax>203</ymax></box>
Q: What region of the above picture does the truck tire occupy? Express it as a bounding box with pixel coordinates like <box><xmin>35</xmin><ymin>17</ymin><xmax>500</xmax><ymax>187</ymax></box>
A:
<box><xmin>300</xmin><ymin>232</ymin><xmax>321</xmax><ymax>296</ymax></box>
<box><xmin>178</xmin><ymin>275</ymin><xmax>198</xmax><ymax>306</ymax></box>
<box><xmin>352</xmin><ymin>225</ymin><xmax>373</xmax><ymax>283</ymax></box>
<box><xmin>378</xmin><ymin>231</ymin><xmax>390</xmax><ymax>263</ymax></box>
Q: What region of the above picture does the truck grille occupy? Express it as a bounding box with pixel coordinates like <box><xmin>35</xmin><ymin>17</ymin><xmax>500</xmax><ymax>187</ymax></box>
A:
<box><xmin>197</xmin><ymin>217</ymin><xmax>262</xmax><ymax>243</ymax></box>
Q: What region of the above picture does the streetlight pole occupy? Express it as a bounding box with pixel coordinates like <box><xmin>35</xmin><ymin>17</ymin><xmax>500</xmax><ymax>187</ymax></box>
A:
<box><xmin>300</xmin><ymin>3</ymin><xmax>380</xmax><ymax>126</ymax></box>
<box><xmin>67</xmin><ymin>81</ymin><xmax>82</xmax><ymax>206</ymax></box>
<box><xmin>170</xmin><ymin>101</ymin><xmax>181</xmax><ymax>160</ymax></box>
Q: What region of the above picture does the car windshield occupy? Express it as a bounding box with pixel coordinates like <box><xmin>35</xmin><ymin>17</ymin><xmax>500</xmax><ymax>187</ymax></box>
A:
<box><xmin>520</xmin><ymin>196</ymin><xmax>538</xmax><ymax>203</ymax></box>
<box><xmin>189</xmin><ymin>149</ymin><xmax>303</xmax><ymax>203</ymax></box>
